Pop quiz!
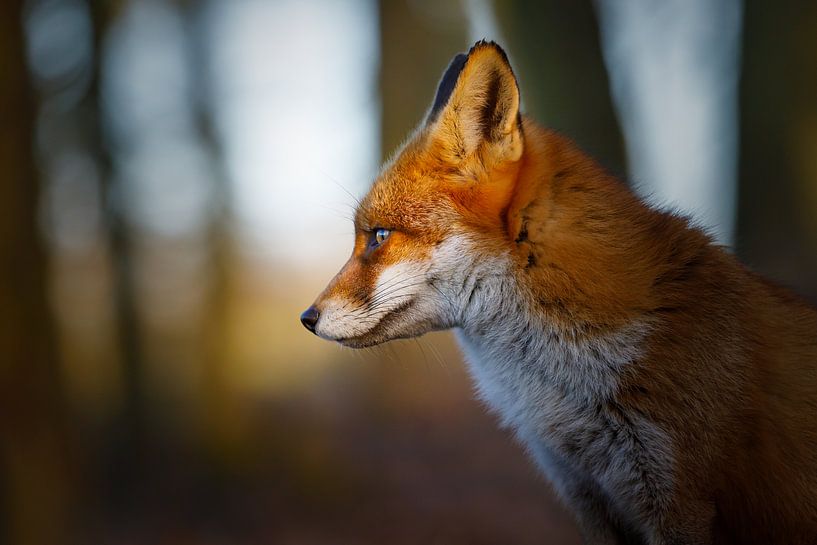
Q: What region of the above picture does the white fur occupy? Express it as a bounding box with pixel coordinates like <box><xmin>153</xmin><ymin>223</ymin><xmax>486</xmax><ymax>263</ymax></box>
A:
<box><xmin>315</xmin><ymin>261</ymin><xmax>433</xmax><ymax>342</ymax></box>
<box><xmin>315</xmin><ymin>296</ymin><xmax>372</xmax><ymax>340</ymax></box>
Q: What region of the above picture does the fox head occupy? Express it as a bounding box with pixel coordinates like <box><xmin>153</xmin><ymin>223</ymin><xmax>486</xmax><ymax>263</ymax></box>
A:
<box><xmin>301</xmin><ymin>41</ymin><xmax>543</xmax><ymax>347</ymax></box>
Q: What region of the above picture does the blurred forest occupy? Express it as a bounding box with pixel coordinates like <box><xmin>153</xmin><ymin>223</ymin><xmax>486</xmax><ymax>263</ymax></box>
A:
<box><xmin>2</xmin><ymin>1</ymin><xmax>816</xmax><ymax>544</ymax></box>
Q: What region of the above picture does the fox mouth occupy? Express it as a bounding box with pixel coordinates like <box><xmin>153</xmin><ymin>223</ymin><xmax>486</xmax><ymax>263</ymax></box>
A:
<box><xmin>335</xmin><ymin>297</ymin><xmax>417</xmax><ymax>348</ymax></box>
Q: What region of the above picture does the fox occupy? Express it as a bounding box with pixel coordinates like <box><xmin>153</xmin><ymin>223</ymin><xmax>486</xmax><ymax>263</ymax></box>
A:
<box><xmin>299</xmin><ymin>41</ymin><xmax>817</xmax><ymax>544</ymax></box>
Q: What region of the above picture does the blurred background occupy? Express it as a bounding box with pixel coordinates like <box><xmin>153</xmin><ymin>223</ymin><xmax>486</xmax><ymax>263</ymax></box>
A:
<box><xmin>2</xmin><ymin>0</ymin><xmax>817</xmax><ymax>544</ymax></box>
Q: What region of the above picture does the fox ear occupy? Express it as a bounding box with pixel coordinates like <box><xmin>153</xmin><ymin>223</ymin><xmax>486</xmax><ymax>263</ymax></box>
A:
<box><xmin>426</xmin><ymin>41</ymin><xmax>523</xmax><ymax>167</ymax></box>
<box><xmin>427</xmin><ymin>53</ymin><xmax>468</xmax><ymax>124</ymax></box>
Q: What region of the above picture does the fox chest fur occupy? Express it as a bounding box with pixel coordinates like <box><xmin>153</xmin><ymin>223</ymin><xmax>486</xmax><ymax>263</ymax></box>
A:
<box><xmin>454</xmin><ymin>264</ymin><xmax>673</xmax><ymax>539</ymax></box>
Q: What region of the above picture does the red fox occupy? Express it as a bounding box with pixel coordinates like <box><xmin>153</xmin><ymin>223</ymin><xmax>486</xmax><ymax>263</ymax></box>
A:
<box><xmin>300</xmin><ymin>41</ymin><xmax>817</xmax><ymax>544</ymax></box>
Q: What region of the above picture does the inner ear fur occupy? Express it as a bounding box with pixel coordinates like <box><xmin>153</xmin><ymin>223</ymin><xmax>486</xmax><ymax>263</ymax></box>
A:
<box><xmin>428</xmin><ymin>41</ymin><xmax>523</xmax><ymax>166</ymax></box>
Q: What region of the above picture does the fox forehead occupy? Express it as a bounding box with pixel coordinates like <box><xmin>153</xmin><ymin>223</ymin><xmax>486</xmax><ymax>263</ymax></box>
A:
<box><xmin>355</xmin><ymin>143</ymin><xmax>460</xmax><ymax>236</ymax></box>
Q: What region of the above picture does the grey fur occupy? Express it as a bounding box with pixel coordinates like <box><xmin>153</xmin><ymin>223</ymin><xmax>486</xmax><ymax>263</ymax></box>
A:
<box><xmin>438</xmin><ymin>236</ymin><xmax>678</xmax><ymax>544</ymax></box>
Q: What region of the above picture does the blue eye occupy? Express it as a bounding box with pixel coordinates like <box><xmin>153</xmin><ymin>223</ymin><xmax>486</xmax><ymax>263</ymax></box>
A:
<box><xmin>370</xmin><ymin>228</ymin><xmax>390</xmax><ymax>248</ymax></box>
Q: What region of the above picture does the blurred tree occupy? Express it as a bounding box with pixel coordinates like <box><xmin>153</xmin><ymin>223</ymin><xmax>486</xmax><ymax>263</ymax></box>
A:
<box><xmin>0</xmin><ymin>1</ymin><xmax>74</xmax><ymax>543</ymax></box>
<box><xmin>83</xmin><ymin>0</ymin><xmax>153</xmax><ymax>514</ymax></box>
<box><xmin>183</xmin><ymin>0</ymin><xmax>241</xmax><ymax>458</ymax></box>
<box><xmin>493</xmin><ymin>0</ymin><xmax>626</xmax><ymax>177</ymax></box>
<box><xmin>595</xmin><ymin>0</ymin><xmax>742</xmax><ymax>246</ymax></box>
<box><xmin>738</xmin><ymin>0</ymin><xmax>817</xmax><ymax>301</ymax></box>
<box><xmin>379</xmin><ymin>0</ymin><xmax>468</xmax><ymax>158</ymax></box>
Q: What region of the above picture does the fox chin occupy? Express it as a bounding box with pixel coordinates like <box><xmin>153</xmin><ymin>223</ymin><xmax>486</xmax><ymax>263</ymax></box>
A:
<box><xmin>300</xmin><ymin>40</ymin><xmax>817</xmax><ymax>545</ymax></box>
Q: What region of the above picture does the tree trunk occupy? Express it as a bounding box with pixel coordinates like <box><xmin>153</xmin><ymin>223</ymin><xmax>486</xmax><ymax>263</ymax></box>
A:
<box><xmin>493</xmin><ymin>0</ymin><xmax>626</xmax><ymax>177</ymax></box>
<box><xmin>737</xmin><ymin>0</ymin><xmax>817</xmax><ymax>301</ymax></box>
<box><xmin>379</xmin><ymin>0</ymin><xmax>468</xmax><ymax>159</ymax></box>
<box><xmin>0</xmin><ymin>2</ymin><xmax>74</xmax><ymax>543</ymax></box>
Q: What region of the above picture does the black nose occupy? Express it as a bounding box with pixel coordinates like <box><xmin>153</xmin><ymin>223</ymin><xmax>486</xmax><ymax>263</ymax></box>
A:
<box><xmin>300</xmin><ymin>306</ymin><xmax>319</xmax><ymax>333</ymax></box>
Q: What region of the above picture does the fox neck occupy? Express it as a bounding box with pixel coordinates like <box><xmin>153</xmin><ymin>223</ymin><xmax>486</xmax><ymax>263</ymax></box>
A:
<box><xmin>452</xmin><ymin>124</ymin><xmax>659</xmax><ymax>428</ymax></box>
<box><xmin>455</xmin><ymin>249</ymin><xmax>647</xmax><ymax>425</ymax></box>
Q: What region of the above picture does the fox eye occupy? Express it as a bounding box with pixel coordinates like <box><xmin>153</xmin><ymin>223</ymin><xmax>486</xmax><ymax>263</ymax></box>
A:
<box><xmin>370</xmin><ymin>228</ymin><xmax>391</xmax><ymax>248</ymax></box>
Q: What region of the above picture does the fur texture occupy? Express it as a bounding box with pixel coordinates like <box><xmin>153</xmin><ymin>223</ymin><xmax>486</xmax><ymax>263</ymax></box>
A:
<box><xmin>304</xmin><ymin>41</ymin><xmax>817</xmax><ymax>544</ymax></box>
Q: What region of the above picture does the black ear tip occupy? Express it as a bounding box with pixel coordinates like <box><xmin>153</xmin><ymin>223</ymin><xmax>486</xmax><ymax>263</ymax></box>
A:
<box><xmin>427</xmin><ymin>41</ymin><xmax>516</xmax><ymax>125</ymax></box>
<box><xmin>443</xmin><ymin>53</ymin><xmax>469</xmax><ymax>81</ymax></box>
<box><xmin>428</xmin><ymin>52</ymin><xmax>469</xmax><ymax>122</ymax></box>
<box><xmin>451</xmin><ymin>52</ymin><xmax>469</xmax><ymax>67</ymax></box>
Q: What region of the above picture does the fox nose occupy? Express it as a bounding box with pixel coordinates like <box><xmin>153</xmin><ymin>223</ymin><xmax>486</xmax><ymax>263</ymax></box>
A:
<box><xmin>300</xmin><ymin>306</ymin><xmax>320</xmax><ymax>334</ymax></box>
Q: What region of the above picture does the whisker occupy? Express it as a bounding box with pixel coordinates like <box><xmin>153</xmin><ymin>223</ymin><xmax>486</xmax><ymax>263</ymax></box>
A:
<box><xmin>365</xmin><ymin>273</ymin><xmax>431</xmax><ymax>305</ymax></box>
<box><xmin>366</xmin><ymin>271</ymin><xmax>429</xmax><ymax>300</ymax></box>
<box><xmin>425</xmin><ymin>338</ymin><xmax>450</xmax><ymax>377</ymax></box>
<box><xmin>365</xmin><ymin>293</ymin><xmax>425</xmax><ymax>314</ymax></box>
<box><xmin>366</xmin><ymin>280</ymin><xmax>428</xmax><ymax>308</ymax></box>
<box><xmin>340</xmin><ymin>274</ymin><xmax>424</xmax><ymax>311</ymax></box>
